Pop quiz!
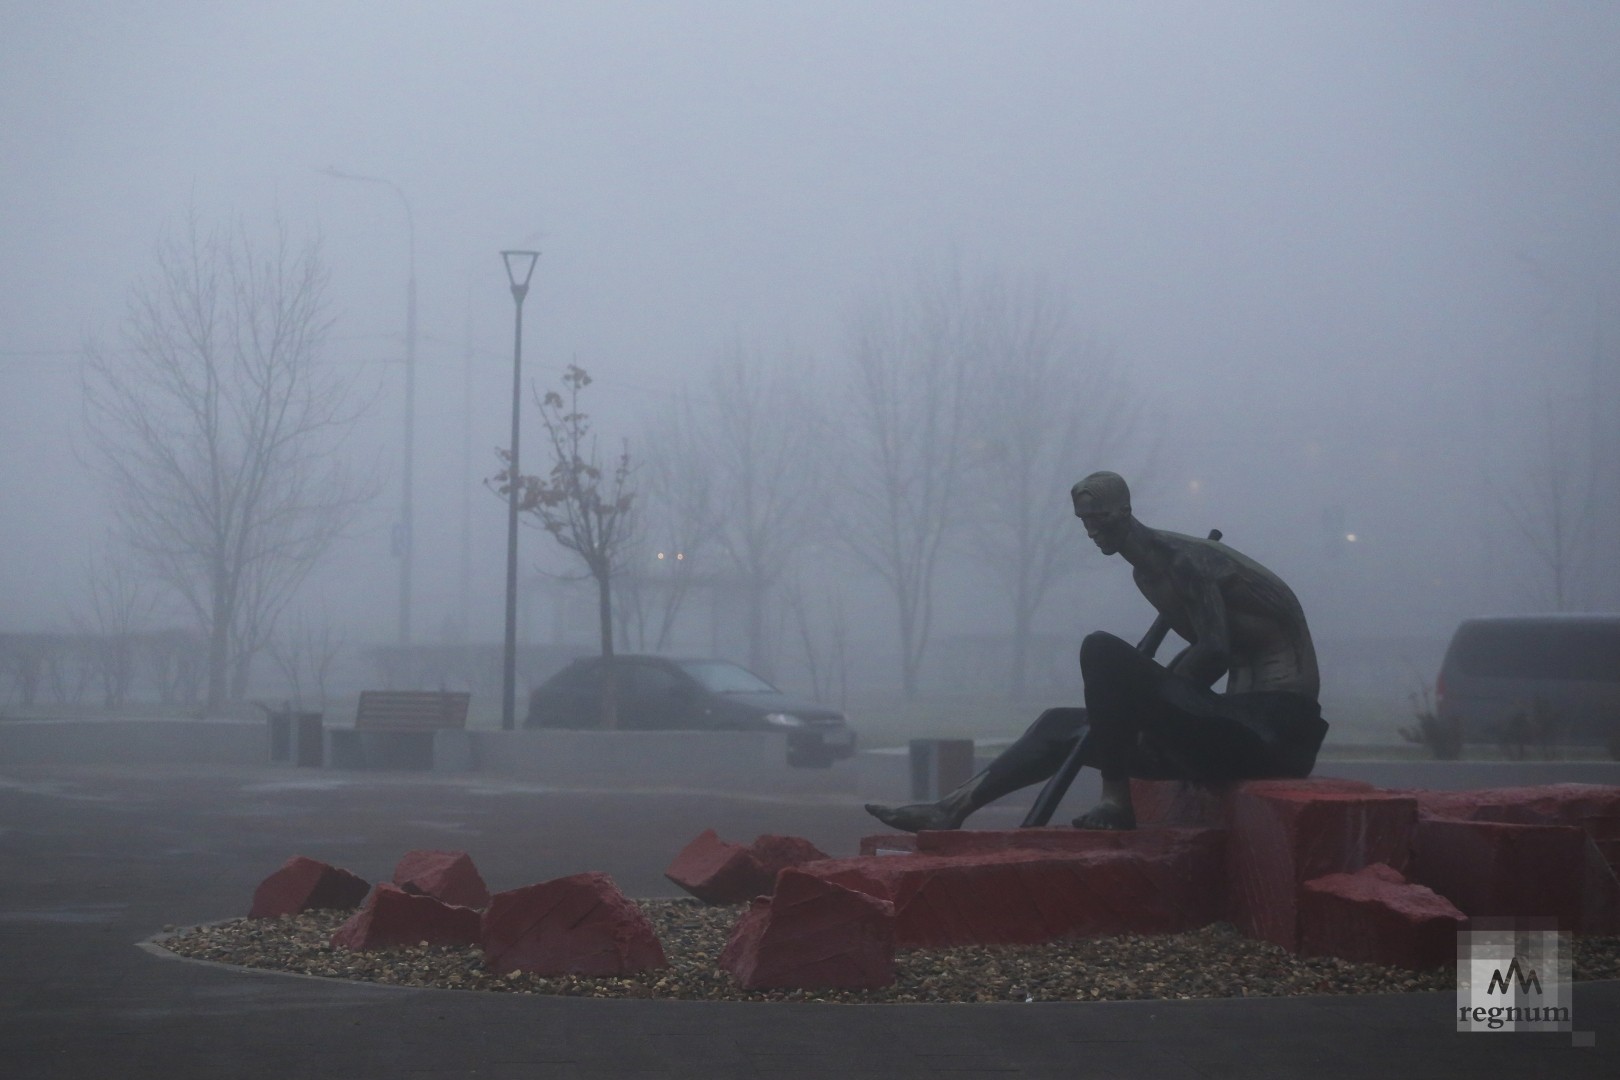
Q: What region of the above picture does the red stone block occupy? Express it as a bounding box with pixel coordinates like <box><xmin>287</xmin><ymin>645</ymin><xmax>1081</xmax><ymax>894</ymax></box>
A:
<box><xmin>802</xmin><ymin>839</ymin><xmax>1221</xmax><ymax>948</ymax></box>
<box><xmin>248</xmin><ymin>855</ymin><xmax>371</xmax><ymax>919</ymax></box>
<box><xmin>392</xmin><ymin>849</ymin><xmax>491</xmax><ymax>910</ymax></box>
<box><xmin>914</xmin><ymin>825</ymin><xmax>1223</xmax><ymax>860</ymax></box>
<box><xmin>1411</xmin><ymin>784</ymin><xmax>1620</xmax><ymax>826</ymax></box>
<box><xmin>749</xmin><ymin>834</ymin><xmax>829</xmax><ymax>878</ymax></box>
<box><xmin>482</xmin><ymin>871</ymin><xmax>666</xmax><ymax>977</ymax></box>
<box><xmin>859</xmin><ymin>834</ymin><xmax>919</xmax><ymax>856</ymax></box>
<box><xmin>664</xmin><ymin>829</ymin><xmax>772</xmax><ymax>904</ymax></box>
<box><xmin>1298</xmin><ymin>863</ymin><xmax>1466</xmax><ymax>970</ymax></box>
<box><xmin>1129</xmin><ymin>779</ymin><xmax>1238</xmax><ymax>827</ymax></box>
<box><xmin>1227</xmin><ymin>785</ymin><xmax>1418</xmax><ymax>951</ymax></box>
<box><xmin>1596</xmin><ymin>839</ymin><xmax>1620</xmax><ymax>878</ymax></box>
<box><xmin>1409</xmin><ymin>818</ymin><xmax>1620</xmax><ymax>935</ymax></box>
<box><xmin>330</xmin><ymin>883</ymin><xmax>482</xmax><ymax>951</ymax></box>
<box><xmin>719</xmin><ymin>869</ymin><xmax>896</xmax><ymax>990</ymax></box>
<box><xmin>1130</xmin><ymin>776</ymin><xmax>1375</xmax><ymax>829</ymax></box>
<box><xmin>1411</xmin><ymin>784</ymin><xmax>1620</xmax><ymax>880</ymax></box>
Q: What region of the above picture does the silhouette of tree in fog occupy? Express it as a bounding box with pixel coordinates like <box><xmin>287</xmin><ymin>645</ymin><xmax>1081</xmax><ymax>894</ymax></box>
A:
<box><xmin>82</xmin><ymin>216</ymin><xmax>373</xmax><ymax>712</ymax></box>
<box><xmin>620</xmin><ymin>392</ymin><xmax>720</xmax><ymax>653</ymax></box>
<box><xmin>1507</xmin><ymin>391</ymin><xmax>1600</xmax><ymax>612</ymax></box>
<box><xmin>696</xmin><ymin>345</ymin><xmax>823</xmax><ymax>679</ymax></box>
<box><xmin>494</xmin><ymin>364</ymin><xmax>636</xmax><ymax>729</ymax></box>
<box><xmin>74</xmin><ymin>552</ymin><xmax>154</xmax><ymax>708</ymax></box>
<box><xmin>838</xmin><ymin>269</ymin><xmax>974</xmax><ymax>699</ymax></box>
<box><xmin>963</xmin><ymin>275</ymin><xmax>1155</xmax><ymax>697</ymax></box>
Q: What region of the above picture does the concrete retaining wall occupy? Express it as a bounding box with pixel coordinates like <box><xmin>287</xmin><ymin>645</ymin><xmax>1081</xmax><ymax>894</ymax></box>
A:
<box><xmin>0</xmin><ymin>718</ymin><xmax>266</xmax><ymax>767</ymax></box>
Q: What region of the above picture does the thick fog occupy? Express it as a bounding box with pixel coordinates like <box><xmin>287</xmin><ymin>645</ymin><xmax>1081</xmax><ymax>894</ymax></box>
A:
<box><xmin>2</xmin><ymin>2</ymin><xmax>1617</xmax><ymax>714</ymax></box>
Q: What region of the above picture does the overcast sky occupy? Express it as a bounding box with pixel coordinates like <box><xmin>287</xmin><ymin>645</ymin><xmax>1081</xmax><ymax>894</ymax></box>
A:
<box><xmin>2</xmin><ymin>1</ymin><xmax>1617</xmax><ymax>671</ymax></box>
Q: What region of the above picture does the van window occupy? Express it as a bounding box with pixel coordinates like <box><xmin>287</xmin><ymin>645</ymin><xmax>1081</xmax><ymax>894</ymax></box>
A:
<box><xmin>1449</xmin><ymin>620</ymin><xmax>1620</xmax><ymax>682</ymax></box>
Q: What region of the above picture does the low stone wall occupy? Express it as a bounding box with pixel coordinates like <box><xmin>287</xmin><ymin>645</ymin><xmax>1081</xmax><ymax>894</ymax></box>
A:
<box><xmin>0</xmin><ymin>717</ymin><xmax>266</xmax><ymax>767</ymax></box>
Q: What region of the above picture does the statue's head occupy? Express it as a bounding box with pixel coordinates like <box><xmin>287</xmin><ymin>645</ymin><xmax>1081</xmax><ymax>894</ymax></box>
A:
<box><xmin>1071</xmin><ymin>471</ymin><xmax>1133</xmax><ymax>555</ymax></box>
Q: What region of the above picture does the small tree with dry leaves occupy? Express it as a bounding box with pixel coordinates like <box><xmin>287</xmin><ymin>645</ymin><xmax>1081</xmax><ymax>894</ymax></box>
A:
<box><xmin>492</xmin><ymin>365</ymin><xmax>636</xmax><ymax>729</ymax></box>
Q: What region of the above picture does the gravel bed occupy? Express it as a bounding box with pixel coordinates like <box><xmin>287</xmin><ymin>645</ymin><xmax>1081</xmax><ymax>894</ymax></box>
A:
<box><xmin>155</xmin><ymin>899</ymin><xmax>1620</xmax><ymax>1004</ymax></box>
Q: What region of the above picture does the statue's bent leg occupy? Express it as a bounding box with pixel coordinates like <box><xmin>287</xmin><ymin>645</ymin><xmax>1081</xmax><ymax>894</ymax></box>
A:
<box><xmin>1140</xmin><ymin>690</ymin><xmax>1325</xmax><ymax>782</ymax></box>
<box><xmin>1069</xmin><ymin>631</ymin><xmax>1179</xmax><ymax>829</ymax></box>
<box><xmin>864</xmin><ymin>707</ymin><xmax>1087</xmax><ymax>832</ymax></box>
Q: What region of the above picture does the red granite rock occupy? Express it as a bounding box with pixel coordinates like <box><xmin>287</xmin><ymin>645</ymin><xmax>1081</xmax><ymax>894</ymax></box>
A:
<box><xmin>1410</xmin><ymin>784</ymin><xmax>1620</xmax><ymax>879</ymax></box>
<box><xmin>248</xmin><ymin>855</ymin><xmax>371</xmax><ymax>919</ymax></box>
<box><xmin>719</xmin><ymin>869</ymin><xmax>896</xmax><ymax>990</ymax></box>
<box><xmin>1298</xmin><ymin>862</ymin><xmax>1466</xmax><ymax>970</ymax></box>
<box><xmin>330</xmin><ymin>883</ymin><xmax>482</xmax><ymax>951</ymax></box>
<box><xmin>913</xmin><ymin>825</ymin><xmax>1223</xmax><ymax>859</ymax></box>
<box><xmin>1226</xmin><ymin>783</ymin><xmax>1419</xmax><ymax>951</ymax></box>
<box><xmin>663</xmin><ymin>829</ymin><xmax>773</xmax><ymax>904</ymax></box>
<box><xmin>859</xmin><ymin>833</ymin><xmax>919</xmax><ymax>856</ymax></box>
<box><xmin>749</xmin><ymin>834</ymin><xmax>829</xmax><ymax>878</ymax></box>
<box><xmin>1408</xmin><ymin>817</ymin><xmax>1620</xmax><ymax>935</ymax></box>
<box><xmin>482</xmin><ymin>871</ymin><xmax>666</xmax><ymax>977</ymax></box>
<box><xmin>1411</xmin><ymin>784</ymin><xmax>1620</xmax><ymax>826</ymax></box>
<box><xmin>801</xmin><ymin>836</ymin><xmax>1221</xmax><ymax>948</ymax></box>
<box><xmin>1130</xmin><ymin>776</ymin><xmax>1376</xmax><ymax>829</ymax></box>
<box><xmin>1586</xmin><ymin>816</ymin><xmax>1620</xmax><ymax>879</ymax></box>
<box><xmin>392</xmin><ymin>849</ymin><xmax>491</xmax><ymax>910</ymax></box>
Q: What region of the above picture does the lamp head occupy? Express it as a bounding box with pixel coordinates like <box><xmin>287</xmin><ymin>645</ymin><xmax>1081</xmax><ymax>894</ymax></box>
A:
<box><xmin>501</xmin><ymin>250</ymin><xmax>539</xmax><ymax>302</ymax></box>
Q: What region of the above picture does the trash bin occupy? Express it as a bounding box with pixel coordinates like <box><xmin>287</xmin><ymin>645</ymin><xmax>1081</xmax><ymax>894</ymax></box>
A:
<box><xmin>267</xmin><ymin>710</ymin><xmax>325</xmax><ymax>767</ymax></box>
<box><xmin>293</xmin><ymin>712</ymin><xmax>325</xmax><ymax>766</ymax></box>
<box><xmin>268</xmin><ymin>712</ymin><xmax>293</xmax><ymax>763</ymax></box>
<box><xmin>909</xmin><ymin>738</ymin><xmax>976</xmax><ymax>802</ymax></box>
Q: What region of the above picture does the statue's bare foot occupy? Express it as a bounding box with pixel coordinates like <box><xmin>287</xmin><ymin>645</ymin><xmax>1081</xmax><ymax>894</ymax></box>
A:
<box><xmin>864</xmin><ymin>802</ymin><xmax>960</xmax><ymax>833</ymax></box>
<box><xmin>1071</xmin><ymin>802</ymin><xmax>1136</xmax><ymax>830</ymax></box>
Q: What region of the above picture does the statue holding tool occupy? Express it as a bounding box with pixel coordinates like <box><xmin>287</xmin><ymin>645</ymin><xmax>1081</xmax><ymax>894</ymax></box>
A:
<box><xmin>864</xmin><ymin>471</ymin><xmax>1327</xmax><ymax>832</ymax></box>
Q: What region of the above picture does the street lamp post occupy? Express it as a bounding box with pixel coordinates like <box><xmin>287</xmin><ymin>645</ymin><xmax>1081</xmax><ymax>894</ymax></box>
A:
<box><xmin>501</xmin><ymin>250</ymin><xmax>540</xmax><ymax>732</ymax></box>
<box><xmin>318</xmin><ymin>167</ymin><xmax>418</xmax><ymax>661</ymax></box>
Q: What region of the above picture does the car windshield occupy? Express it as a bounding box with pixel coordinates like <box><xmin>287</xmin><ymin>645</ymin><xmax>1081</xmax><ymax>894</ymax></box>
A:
<box><xmin>678</xmin><ymin>660</ymin><xmax>779</xmax><ymax>694</ymax></box>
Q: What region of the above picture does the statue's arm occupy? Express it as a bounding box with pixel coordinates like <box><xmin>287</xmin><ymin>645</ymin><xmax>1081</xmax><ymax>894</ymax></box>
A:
<box><xmin>1168</xmin><ymin>562</ymin><xmax>1231</xmax><ymax>688</ymax></box>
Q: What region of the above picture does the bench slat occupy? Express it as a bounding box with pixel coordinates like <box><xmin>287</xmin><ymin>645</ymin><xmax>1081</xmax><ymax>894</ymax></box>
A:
<box><xmin>354</xmin><ymin>691</ymin><xmax>471</xmax><ymax>732</ymax></box>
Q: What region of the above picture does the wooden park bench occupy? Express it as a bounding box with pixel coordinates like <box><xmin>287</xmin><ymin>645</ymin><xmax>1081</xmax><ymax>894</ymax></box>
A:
<box><xmin>326</xmin><ymin>690</ymin><xmax>472</xmax><ymax>770</ymax></box>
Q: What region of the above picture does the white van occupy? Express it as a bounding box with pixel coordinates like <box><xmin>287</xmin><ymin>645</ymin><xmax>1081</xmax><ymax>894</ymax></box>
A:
<box><xmin>1436</xmin><ymin>615</ymin><xmax>1620</xmax><ymax>749</ymax></box>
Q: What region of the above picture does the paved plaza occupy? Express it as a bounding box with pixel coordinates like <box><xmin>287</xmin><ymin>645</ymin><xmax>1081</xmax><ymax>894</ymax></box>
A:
<box><xmin>0</xmin><ymin>758</ymin><xmax>1615</xmax><ymax>1079</ymax></box>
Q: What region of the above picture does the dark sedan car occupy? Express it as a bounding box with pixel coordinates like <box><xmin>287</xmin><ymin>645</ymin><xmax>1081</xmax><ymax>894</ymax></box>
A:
<box><xmin>524</xmin><ymin>655</ymin><xmax>856</xmax><ymax>766</ymax></box>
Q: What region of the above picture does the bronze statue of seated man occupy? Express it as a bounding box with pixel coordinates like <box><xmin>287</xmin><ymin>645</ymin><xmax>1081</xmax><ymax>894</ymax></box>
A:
<box><xmin>865</xmin><ymin>471</ymin><xmax>1327</xmax><ymax>832</ymax></box>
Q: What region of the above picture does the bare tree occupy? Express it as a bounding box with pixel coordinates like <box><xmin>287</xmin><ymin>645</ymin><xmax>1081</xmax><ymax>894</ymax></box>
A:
<box><xmin>695</xmin><ymin>345</ymin><xmax>823</xmax><ymax>678</ymax></box>
<box><xmin>82</xmin><ymin>214</ymin><xmax>373</xmax><ymax>712</ymax></box>
<box><xmin>837</xmin><ymin>270</ymin><xmax>974</xmax><ymax>698</ymax></box>
<box><xmin>147</xmin><ymin>628</ymin><xmax>206</xmax><ymax>707</ymax></box>
<box><xmin>621</xmin><ymin>391</ymin><xmax>721</xmax><ymax>652</ymax></box>
<box><xmin>495</xmin><ymin>365</ymin><xmax>636</xmax><ymax>728</ymax></box>
<box><xmin>74</xmin><ymin>553</ymin><xmax>155</xmax><ymax>707</ymax></box>
<box><xmin>1505</xmin><ymin>392</ymin><xmax>1598</xmax><ymax>611</ymax></box>
<box><xmin>963</xmin><ymin>275</ymin><xmax>1156</xmax><ymax>697</ymax></box>
<box><xmin>267</xmin><ymin>610</ymin><xmax>344</xmax><ymax>711</ymax></box>
<box><xmin>785</xmin><ymin>570</ymin><xmax>851</xmax><ymax>709</ymax></box>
